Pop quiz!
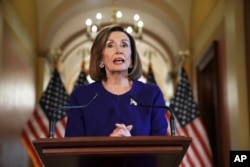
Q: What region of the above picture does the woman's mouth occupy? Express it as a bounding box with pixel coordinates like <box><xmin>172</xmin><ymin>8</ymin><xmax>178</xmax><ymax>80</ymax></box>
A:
<box><xmin>113</xmin><ymin>58</ymin><xmax>125</xmax><ymax>64</ymax></box>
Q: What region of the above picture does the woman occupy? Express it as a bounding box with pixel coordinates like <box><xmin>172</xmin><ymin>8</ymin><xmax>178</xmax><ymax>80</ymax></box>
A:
<box><xmin>65</xmin><ymin>25</ymin><xmax>168</xmax><ymax>167</ymax></box>
<box><xmin>65</xmin><ymin>25</ymin><xmax>168</xmax><ymax>138</ymax></box>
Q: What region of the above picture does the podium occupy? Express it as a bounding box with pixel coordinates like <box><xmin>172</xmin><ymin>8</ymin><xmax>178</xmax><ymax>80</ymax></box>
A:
<box><xmin>33</xmin><ymin>136</ymin><xmax>191</xmax><ymax>167</ymax></box>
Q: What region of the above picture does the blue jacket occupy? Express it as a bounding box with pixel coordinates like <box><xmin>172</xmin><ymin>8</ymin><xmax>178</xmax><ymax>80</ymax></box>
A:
<box><xmin>65</xmin><ymin>80</ymin><xmax>168</xmax><ymax>137</ymax></box>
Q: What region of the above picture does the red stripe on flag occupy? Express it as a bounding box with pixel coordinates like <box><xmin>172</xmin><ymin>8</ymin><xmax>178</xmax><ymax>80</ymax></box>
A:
<box><xmin>55</xmin><ymin>124</ymin><xmax>62</xmax><ymax>138</ymax></box>
<box><xmin>191</xmin><ymin>118</ymin><xmax>213</xmax><ymax>165</ymax></box>
<box><xmin>27</xmin><ymin>117</ymin><xmax>39</xmax><ymax>140</ymax></box>
<box><xmin>185</xmin><ymin>123</ymin><xmax>205</xmax><ymax>166</ymax></box>
<box><xmin>166</xmin><ymin>114</ymin><xmax>195</xmax><ymax>166</ymax></box>
<box><xmin>178</xmin><ymin>126</ymin><xmax>197</xmax><ymax>166</ymax></box>
<box><xmin>34</xmin><ymin>108</ymin><xmax>49</xmax><ymax>138</ymax></box>
<box><xmin>21</xmin><ymin>131</ymin><xmax>43</xmax><ymax>167</ymax></box>
<box><xmin>191</xmin><ymin>121</ymin><xmax>209</xmax><ymax>166</ymax></box>
<box><xmin>166</xmin><ymin>113</ymin><xmax>212</xmax><ymax>166</ymax></box>
<box><xmin>165</xmin><ymin>112</ymin><xmax>170</xmax><ymax>135</ymax></box>
<box><xmin>182</xmin><ymin>147</ymin><xmax>194</xmax><ymax>166</ymax></box>
<box><xmin>54</xmin><ymin>117</ymin><xmax>66</xmax><ymax>138</ymax></box>
<box><xmin>21</xmin><ymin>68</ymin><xmax>70</xmax><ymax>167</ymax></box>
<box><xmin>168</xmin><ymin>67</ymin><xmax>213</xmax><ymax>166</ymax></box>
<box><xmin>196</xmin><ymin>119</ymin><xmax>213</xmax><ymax>163</ymax></box>
<box><xmin>61</xmin><ymin>117</ymin><xmax>67</xmax><ymax>128</ymax></box>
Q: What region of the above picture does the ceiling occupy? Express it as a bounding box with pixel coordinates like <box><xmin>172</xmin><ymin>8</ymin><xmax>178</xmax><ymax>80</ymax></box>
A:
<box><xmin>35</xmin><ymin>0</ymin><xmax>192</xmax><ymax>99</ymax></box>
<box><xmin>37</xmin><ymin>0</ymin><xmax>191</xmax><ymax>51</ymax></box>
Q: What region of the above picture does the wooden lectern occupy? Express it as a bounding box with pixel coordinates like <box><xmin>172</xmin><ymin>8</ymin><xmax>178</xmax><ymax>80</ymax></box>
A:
<box><xmin>33</xmin><ymin>136</ymin><xmax>191</xmax><ymax>167</ymax></box>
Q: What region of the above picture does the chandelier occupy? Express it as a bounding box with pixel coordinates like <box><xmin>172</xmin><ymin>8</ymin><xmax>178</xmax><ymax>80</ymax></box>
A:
<box><xmin>85</xmin><ymin>0</ymin><xmax>144</xmax><ymax>40</ymax></box>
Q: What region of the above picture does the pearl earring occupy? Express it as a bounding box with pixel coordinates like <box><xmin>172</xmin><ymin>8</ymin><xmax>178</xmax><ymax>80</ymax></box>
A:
<box><xmin>99</xmin><ymin>62</ymin><xmax>104</xmax><ymax>68</ymax></box>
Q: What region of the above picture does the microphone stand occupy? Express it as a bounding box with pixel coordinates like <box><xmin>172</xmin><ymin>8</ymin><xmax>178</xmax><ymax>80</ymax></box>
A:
<box><xmin>130</xmin><ymin>95</ymin><xmax>176</xmax><ymax>136</ymax></box>
<box><xmin>49</xmin><ymin>93</ymin><xmax>98</xmax><ymax>138</ymax></box>
<box><xmin>151</xmin><ymin>105</ymin><xmax>176</xmax><ymax>136</ymax></box>
<box><xmin>49</xmin><ymin>106</ymin><xmax>86</xmax><ymax>138</ymax></box>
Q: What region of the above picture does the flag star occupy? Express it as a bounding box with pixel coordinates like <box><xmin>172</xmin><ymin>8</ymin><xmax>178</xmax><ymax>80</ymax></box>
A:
<box><xmin>170</xmin><ymin>68</ymin><xmax>200</xmax><ymax>127</ymax></box>
<box><xmin>39</xmin><ymin>69</ymin><xmax>69</xmax><ymax>122</ymax></box>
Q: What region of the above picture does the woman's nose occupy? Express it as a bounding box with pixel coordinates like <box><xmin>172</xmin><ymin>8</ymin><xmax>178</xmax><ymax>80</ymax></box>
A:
<box><xmin>115</xmin><ymin>45</ymin><xmax>123</xmax><ymax>54</ymax></box>
<box><xmin>116</xmin><ymin>51</ymin><xmax>122</xmax><ymax>54</ymax></box>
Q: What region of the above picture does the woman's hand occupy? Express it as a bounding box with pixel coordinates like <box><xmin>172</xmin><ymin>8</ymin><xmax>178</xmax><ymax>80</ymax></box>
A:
<box><xmin>110</xmin><ymin>123</ymin><xmax>133</xmax><ymax>137</ymax></box>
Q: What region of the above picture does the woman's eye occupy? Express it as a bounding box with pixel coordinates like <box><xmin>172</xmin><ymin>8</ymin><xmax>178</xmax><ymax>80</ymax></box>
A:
<box><xmin>106</xmin><ymin>43</ymin><xmax>114</xmax><ymax>48</ymax></box>
<box><xmin>121</xmin><ymin>43</ymin><xmax>129</xmax><ymax>48</ymax></box>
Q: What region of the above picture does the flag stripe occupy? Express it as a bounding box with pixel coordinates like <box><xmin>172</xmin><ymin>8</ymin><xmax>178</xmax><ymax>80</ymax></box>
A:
<box><xmin>188</xmin><ymin>119</ymin><xmax>212</xmax><ymax>166</ymax></box>
<box><xmin>27</xmin><ymin>117</ymin><xmax>39</xmax><ymax>140</ymax></box>
<box><xmin>175</xmin><ymin>118</ymin><xmax>199</xmax><ymax>166</ymax></box>
<box><xmin>188</xmin><ymin>121</ymin><xmax>210</xmax><ymax>166</ymax></box>
<box><xmin>182</xmin><ymin>144</ymin><xmax>194</xmax><ymax>166</ymax></box>
<box><xmin>21</xmin><ymin>131</ymin><xmax>42</xmax><ymax>167</ymax></box>
<box><xmin>166</xmin><ymin>114</ymin><xmax>198</xmax><ymax>167</ymax></box>
<box><xmin>21</xmin><ymin>69</ymin><xmax>70</xmax><ymax>166</ymax></box>
<box><xmin>24</xmin><ymin>123</ymin><xmax>35</xmax><ymax>142</ymax></box>
<box><xmin>21</xmin><ymin>68</ymin><xmax>90</xmax><ymax>166</ymax></box>
<box><xmin>61</xmin><ymin>117</ymin><xmax>67</xmax><ymax>127</ymax></box>
<box><xmin>34</xmin><ymin>108</ymin><xmax>48</xmax><ymax>138</ymax></box>
<box><xmin>56</xmin><ymin>117</ymin><xmax>67</xmax><ymax>137</ymax></box>
<box><xmin>55</xmin><ymin>124</ymin><xmax>62</xmax><ymax>138</ymax></box>
<box><xmin>169</xmin><ymin>67</ymin><xmax>213</xmax><ymax>166</ymax></box>
<box><xmin>30</xmin><ymin>114</ymin><xmax>42</xmax><ymax>137</ymax></box>
<box><xmin>194</xmin><ymin>119</ymin><xmax>213</xmax><ymax>161</ymax></box>
<box><xmin>37</xmin><ymin>105</ymin><xmax>49</xmax><ymax>137</ymax></box>
<box><xmin>165</xmin><ymin>112</ymin><xmax>171</xmax><ymax>135</ymax></box>
<box><xmin>30</xmin><ymin>113</ymin><xmax>45</xmax><ymax>139</ymax></box>
<box><xmin>185</xmin><ymin>123</ymin><xmax>206</xmax><ymax>166</ymax></box>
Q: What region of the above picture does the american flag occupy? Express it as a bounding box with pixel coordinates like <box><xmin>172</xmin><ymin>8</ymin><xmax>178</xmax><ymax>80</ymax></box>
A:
<box><xmin>21</xmin><ymin>68</ymin><xmax>69</xmax><ymax>167</ymax></box>
<box><xmin>170</xmin><ymin>67</ymin><xmax>213</xmax><ymax>167</ymax></box>
<box><xmin>74</xmin><ymin>69</ymin><xmax>89</xmax><ymax>87</ymax></box>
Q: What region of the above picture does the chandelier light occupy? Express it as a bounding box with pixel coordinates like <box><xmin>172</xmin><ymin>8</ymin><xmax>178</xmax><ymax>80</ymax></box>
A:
<box><xmin>85</xmin><ymin>0</ymin><xmax>144</xmax><ymax>40</ymax></box>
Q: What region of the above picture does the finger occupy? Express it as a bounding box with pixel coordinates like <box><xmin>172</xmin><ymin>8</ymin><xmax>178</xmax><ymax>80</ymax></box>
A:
<box><xmin>110</xmin><ymin>133</ymin><xmax>121</xmax><ymax>137</ymax></box>
<box><xmin>115</xmin><ymin>123</ymin><xmax>126</xmax><ymax>129</ymax></box>
<box><xmin>126</xmin><ymin>125</ymin><xmax>133</xmax><ymax>131</ymax></box>
<box><xmin>110</xmin><ymin>128</ymin><xmax>125</xmax><ymax>137</ymax></box>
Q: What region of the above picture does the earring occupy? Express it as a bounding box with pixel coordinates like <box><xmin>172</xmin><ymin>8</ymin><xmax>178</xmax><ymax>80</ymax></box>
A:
<box><xmin>99</xmin><ymin>62</ymin><xmax>104</xmax><ymax>68</ymax></box>
<box><xmin>129</xmin><ymin>65</ymin><xmax>133</xmax><ymax>69</ymax></box>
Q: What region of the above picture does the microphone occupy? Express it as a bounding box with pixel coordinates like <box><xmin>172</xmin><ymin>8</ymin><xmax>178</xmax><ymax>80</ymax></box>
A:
<box><xmin>49</xmin><ymin>93</ymin><xmax>98</xmax><ymax>138</ymax></box>
<box><xmin>129</xmin><ymin>95</ymin><xmax>176</xmax><ymax>136</ymax></box>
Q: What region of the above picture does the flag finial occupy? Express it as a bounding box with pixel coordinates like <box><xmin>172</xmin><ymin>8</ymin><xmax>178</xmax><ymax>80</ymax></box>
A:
<box><xmin>50</xmin><ymin>48</ymin><xmax>62</xmax><ymax>69</ymax></box>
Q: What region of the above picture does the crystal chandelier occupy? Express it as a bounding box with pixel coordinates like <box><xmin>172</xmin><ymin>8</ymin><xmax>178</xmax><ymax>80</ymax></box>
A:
<box><xmin>85</xmin><ymin>0</ymin><xmax>144</xmax><ymax>40</ymax></box>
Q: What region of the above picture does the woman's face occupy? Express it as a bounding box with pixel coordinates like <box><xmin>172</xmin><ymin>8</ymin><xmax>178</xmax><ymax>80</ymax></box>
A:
<box><xmin>102</xmin><ymin>31</ymin><xmax>132</xmax><ymax>76</ymax></box>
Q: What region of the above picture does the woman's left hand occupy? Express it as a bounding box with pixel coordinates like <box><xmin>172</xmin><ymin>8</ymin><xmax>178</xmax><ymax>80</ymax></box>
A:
<box><xmin>110</xmin><ymin>123</ymin><xmax>133</xmax><ymax>137</ymax></box>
